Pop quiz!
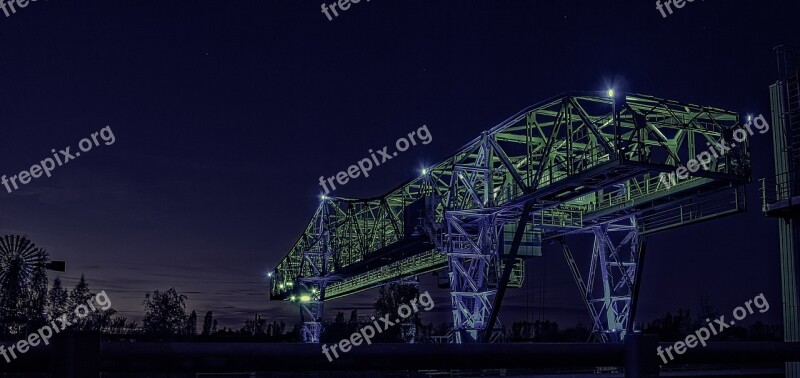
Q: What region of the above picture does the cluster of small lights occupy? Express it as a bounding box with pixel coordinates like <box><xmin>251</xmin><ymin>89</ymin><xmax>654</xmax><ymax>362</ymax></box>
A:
<box><xmin>287</xmin><ymin>293</ymin><xmax>314</xmax><ymax>303</ymax></box>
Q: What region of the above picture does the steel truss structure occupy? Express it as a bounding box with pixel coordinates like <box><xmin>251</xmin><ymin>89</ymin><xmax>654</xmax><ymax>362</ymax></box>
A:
<box><xmin>271</xmin><ymin>92</ymin><xmax>750</xmax><ymax>344</ymax></box>
<box><xmin>762</xmin><ymin>45</ymin><xmax>800</xmax><ymax>378</ymax></box>
<box><xmin>296</xmin><ymin>203</ymin><xmax>333</xmax><ymax>343</ymax></box>
<box><xmin>444</xmin><ymin>133</ymin><xmax>520</xmax><ymax>343</ymax></box>
<box><xmin>561</xmin><ymin>217</ymin><xmax>641</xmax><ymax>342</ymax></box>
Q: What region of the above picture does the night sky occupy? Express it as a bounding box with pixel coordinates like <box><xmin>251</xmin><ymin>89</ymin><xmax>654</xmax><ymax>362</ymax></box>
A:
<box><xmin>1</xmin><ymin>0</ymin><xmax>798</xmax><ymax>329</ymax></box>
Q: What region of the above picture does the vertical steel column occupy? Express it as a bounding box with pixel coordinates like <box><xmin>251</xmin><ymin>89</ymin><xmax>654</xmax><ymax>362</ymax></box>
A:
<box><xmin>769</xmin><ymin>74</ymin><xmax>800</xmax><ymax>378</ymax></box>
<box><xmin>444</xmin><ymin>134</ymin><xmax>504</xmax><ymax>343</ymax></box>
<box><xmin>482</xmin><ymin>202</ymin><xmax>533</xmax><ymax>342</ymax></box>
<box><xmin>445</xmin><ymin>213</ymin><xmax>503</xmax><ymax>343</ymax></box>
<box><xmin>298</xmin><ymin>199</ymin><xmax>334</xmax><ymax>343</ymax></box>
<box><xmin>569</xmin><ymin>217</ymin><xmax>639</xmax><ymax>342</ymax></box>
<box><xmin>594</xmin><ymin>224</ymin><xmax>618</xmax><ymax>333</ymax></box>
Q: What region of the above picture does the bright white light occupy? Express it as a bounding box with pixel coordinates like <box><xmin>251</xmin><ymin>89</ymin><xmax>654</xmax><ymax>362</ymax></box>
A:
<box><xmin>747</xmin><ymin>114</ymin><xmax>753</xmax><ymax>122</ymax></box>
<box><xmin>320</xmin><ymin>195</ymin><xmax>328</xmax><ymax>200</ymax></box>
<box><xmin>267</xmin><ymin>272</ymin><xmax>273</xmax><ymax>277</ymax></box>
<box><xmin>422</xmin><ymin>168</ymin><xmax>428</xmax><ymax>175</ymax></box>
<box><xmin>290</xmin><ymin>295</ymin><xmax>296</xmax><ymax>301</ymax></box>
<box><xmin>607</xmin><ymin>89</ymin><xmax>615</xmax><ymax>98</ymax></box>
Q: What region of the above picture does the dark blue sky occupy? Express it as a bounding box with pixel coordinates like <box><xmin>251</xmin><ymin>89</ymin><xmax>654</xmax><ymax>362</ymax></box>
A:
<box><xmin>0</xmin><ymin>0</ymin><xmax>798</xmax><ymax>328</ymax></box>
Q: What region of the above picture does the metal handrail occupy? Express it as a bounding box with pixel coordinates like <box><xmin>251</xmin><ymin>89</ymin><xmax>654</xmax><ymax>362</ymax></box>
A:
<box><xmin>760</xmin><ymin>171</ymin><xmax>795</xmax><ymax>212</ymax></box>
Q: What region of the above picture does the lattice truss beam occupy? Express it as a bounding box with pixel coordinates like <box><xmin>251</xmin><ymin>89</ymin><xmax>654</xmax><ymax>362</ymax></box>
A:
<box><xmin>271</xmin><ymin>92</ymin><xmax>750</xmax><ymax>343</ymax></box>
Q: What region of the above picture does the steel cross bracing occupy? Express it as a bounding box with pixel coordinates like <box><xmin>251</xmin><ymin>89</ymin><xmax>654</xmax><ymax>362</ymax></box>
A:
<box><xmin>296</xmin><ymin>203</ymin><xmax>334</xmax><ymax>343</ymax></box>
<box><xmin>444</xmin><ymin>133</ymin><xmax>518</xmax><ymax>343</ymax></box>
<box><xmin>270</xmin><ymin>92</ymin><xmax>751</xmax><ymax>343</ymax></box>
<box><xmin>561</xmin><ymin>217</ymin><xmax>641</xmax><ymax>342</ymax></box>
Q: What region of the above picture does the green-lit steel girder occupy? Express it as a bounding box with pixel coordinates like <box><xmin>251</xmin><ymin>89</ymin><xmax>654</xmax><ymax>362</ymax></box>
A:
<box><xmin>270</xmin><ymin>92</ymin><xmax>750</xmax><ymax>324</ymax></box>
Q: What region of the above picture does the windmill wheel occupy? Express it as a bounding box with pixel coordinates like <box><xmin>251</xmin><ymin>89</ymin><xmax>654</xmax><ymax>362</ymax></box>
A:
<box><xmin>0</xmin><ymin>235</ymin><xmax>49</xmax><ymax>330</ymax></box>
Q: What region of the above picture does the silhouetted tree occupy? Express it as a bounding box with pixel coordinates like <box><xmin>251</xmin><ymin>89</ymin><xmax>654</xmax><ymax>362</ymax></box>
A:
<box><xmin>321</xmin><ymin>311</ymin><xmax>350</xmax><ymax>342</ymax></box>
<box><xmin>201</xmin><ymin>311</ymin><xmax>214</xmax><ymax>335</ymax></box>
<box><xmin>109</xmin><ymin>316</ymin><xmax>128</xmax><ymax>334</ymax></box>
<box><xmin>644</xmin><ymin>309</ymin><xmax>693</xmax><ymax>342</ymax></box>
<box><xmin>533</xmin><ymin>320</ymin><xmax>558</xmax><ymax>341</ymax></box>
<box><xmin>142</xmin><ymin>288</ymin><xmax>188</xmax><ymax>336</ymax></box>
<box><xmin>560</xmin><ymin>322</ymin><xmax>591</xmax><ymax>342</ymax></box>
<box><xmin>68</xmin><ymin>274</ymin><xmax>94</xmax><ymax>330</ymax></box>
<box><xmin>68</xmin><ymin>274</ymin><xmax>92</xmax><ymax>308</ymax></box>
<box><xmin>186</xmin><ymin>310</ymin><xmax>197</xmax><ymax>335</ymax></box>
<box><xmin>373</xmin><ymin>282</ymin><xmax>421</xmax><ymax>342</ymax></box>
<box><xmin>27</xmin><ymin>267</ymin><xmax>49</xmax><ymax>329</ymax></box>
<box><xmin>94</xmin><ymin>306</ymin><xmax>117</xmax><ymax>332</ymax></box>
<box><xmin>509</xmin><ymin>320</ymin><xmax>536</xmax><ymax>341</ymax></box>
<box><xmin>125</xmin><ymin>320</ymin><xmax>140</xmax><ymax>334</ymax></box>
<box><xmin>747</xmin><ymin>321</ymin><xmax>781</xmax><ymax>341</ymax></box>
<box><xmin>243</xmin><ymin>314</ymin><xmax>268</xmax><ymax>336</ymax></box>
<box><xmin>266</xmin><ymin>320</ymin><xmax>286</xmax><ymax>337</ymax></box>
<box><xmin>48</xmin><ymin>277</ymin><xmax>69</xmax><ymax>320</ymax></box>
<box><xmin>694</xmin><ymin>293</ymin><xmax>720</xmax><ymax>329</ymax></box>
